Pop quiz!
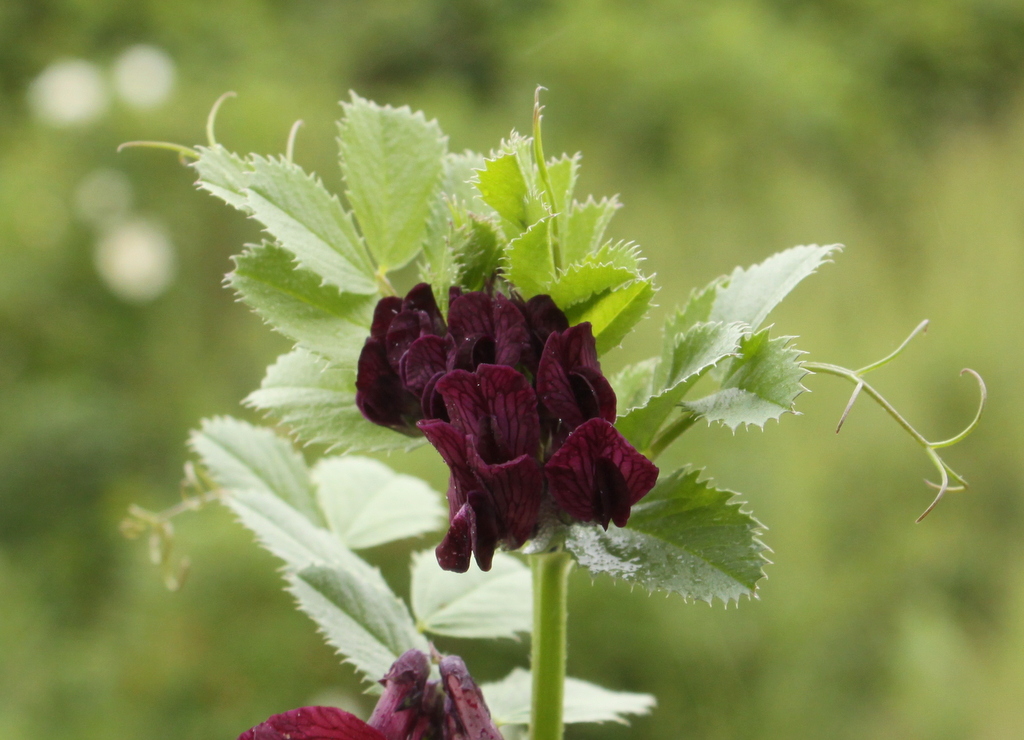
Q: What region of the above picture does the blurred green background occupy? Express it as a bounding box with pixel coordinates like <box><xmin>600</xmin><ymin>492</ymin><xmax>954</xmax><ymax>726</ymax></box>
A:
<box><xmin>2</xmin><ymin>1</ymin><xmax>1023</xmax><ymax>738</ymax></box>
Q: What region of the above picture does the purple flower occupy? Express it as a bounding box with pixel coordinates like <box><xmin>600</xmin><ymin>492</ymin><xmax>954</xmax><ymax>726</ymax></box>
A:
<box><xmin>512</xmin><ymin>294</ymin><xmax>570</xmax><ymax>375</ymax></box>
<box><xmin>236</xmin><ymin>650</ymin><xmax>501</xmax><ymax>740</ymax></box>
<box><xmin>536</xmin><ymin>323</ymin><xmax>617</xmax><ymax>446</ymax></box>
<box><xmin>355</xmin><ymin>283</ymin><xmax>659</xmax><ymax>570</ymax></box>
<box><xmin>439</xmin><ymin>656</ymin><xmax>504</xmax><ymax>740</ymax></box>
<box><xmin>367</xmin><ymin>650</ymin><xmax>440</xmax><ymax>740</ymax></box>
<box><xmin>446</xmin><ymin>290</ymin><xmax>532</xmax><ymax>372</ymax></box>
<box><xmin>418</xmin><ymin>364</ymin><xmax>544</xmax><ymax>572</ymax></box>
<box><xmin>356</xmin><ymin>284</ymin><xmax>447</xmax><ymax>432</ymax></box>
<box><xmin>545</xmin><ymin>418</ymin><xmax>660</xmax><ymax>529</ymax></box>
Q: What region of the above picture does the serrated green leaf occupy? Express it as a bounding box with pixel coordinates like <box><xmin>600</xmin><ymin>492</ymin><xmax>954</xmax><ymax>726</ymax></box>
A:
<box><xmin>475</xmin><ymin>152</ymin><xmax>529</xmax><ymax>231</ymax></box>
<box><xmin>245</xmin><ymin>349</ymin><xmax>423</xmax><ymax>453</ymax></box>
<box><xmin>564</xmin><ymin>277</ymin><xmax>656</xmax><ymax>354</ymax></box>
<box><xmin>409</xmin><ymin>550</ymin><xmax>531</xmax><ymax>640</ymax></box>
<box><xmin>545</xmin><ymin>153</ymin><xmax>580</xmax><ymax>245</ymax></box>
<box><xmin>422</xmin><ymin>151</ymin><xmax>493</xmax><ymax>305</ymax></box>
<box><xmin>710</xmin><ymin>244</ymin><xmax>840</xmax><ymax>330</ymax></box>
<box><xmin>223</xmin><ymin>485</ymin><xmax>422</xmax><ymax>687</ymax></box>
<box><xmin>504</xmin><ymin>217</ymin><xmax>554</xmax><ymax>297</ymax></box>
<box><xmin>589</xmin><ymin>240</ymin><xmax>642</xmax><ymax>272</ymax></box>
<box><xmin>288</xmin><ymin>564</ymin><xmax>427</xmax><ymax>688</ymax></box>
<box><xmin>313</xmin><ymin>456</ymin><xmax>444</xmax><ymax>550</ymax></box>
<box><xmin>616</xmin><ymin>321</ymin><xmax>745</xmax><ymax>450</ymax></box>
<box><xmin>244</xmin><ymin>156</ymin><xmax>378</xmax><ymax>294</ymax></box>
<box><xmin>610</xmin><ymin>358</ymin><xmax>658</xmax><ymax>412</ymax></box>
<box><xmin>683</xmin><ymin>329</ymin><xmax>807</xmax><ymax>430</ymax></box>
<box><xmin>195</xmin><ymin>427</ymin><xmax>427</xmax><ymax>688</ymax></box>
<box><xmin>453</xmin><ymin>216</ymin><xmax>502</xmax><ymax>291</ymax></box>
<box><xmin>337</xmin><ymin>94</ymin><xmax>446</xmax><ymax>272</ymax></box>
<box><xmin>548</xmin><ymin>262</ymin><xmax>637</xmax><ymax>310</ymax></box>
<box><xmin>230</xmin><ymin>242</ymin><xmax>375</xmax><ymax>367</ymax></box>
<box><xmin>561</xmin><ymin>197</ymin><xmax>620</xmax><ymax>266</ymax></box>
<box><xmin>190</xmin><ymin>416</ymin><xmax>320</xmax><ymax>524</ymax></box>
<box><xmin>482</xmin><ymin>668</ymin><xmax>656</xmax><ymax>727</ymax></box>
<box><xmin>191</xmin><ymin>144</ymin><xmax>253</xmax><ymax>211</ymax></box>
<box><xmin>566</xmin><ymin>468</ymin><xmax>769</xmax><ymax>603</ymax></box>
<box><xmin>544</xmin><ymin>154</ymin><xmax>578</xmax><ymax>213</ymax></box>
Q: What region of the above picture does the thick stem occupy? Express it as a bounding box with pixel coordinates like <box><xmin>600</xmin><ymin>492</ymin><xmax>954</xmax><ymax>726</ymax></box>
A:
<box><xmin>529</xmin><ymin>551</ymin><xmax>573</xmax><ymax>740</ymax></box>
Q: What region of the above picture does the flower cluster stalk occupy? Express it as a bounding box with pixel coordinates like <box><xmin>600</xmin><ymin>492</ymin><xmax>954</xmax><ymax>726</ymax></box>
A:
<box><xmin>530</xmin><ymin>551</ymin><xmax>573</xmax><ymax>740</ymax></box>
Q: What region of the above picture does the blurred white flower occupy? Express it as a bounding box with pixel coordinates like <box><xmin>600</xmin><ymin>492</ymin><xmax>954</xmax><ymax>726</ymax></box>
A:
<box><xmin>74</xmin><ymin>169</ymin><xmax>134</xmax><ymax>227</ymax></box>
<box><xmin>27</xmin><ymin>59</ymin><xmax>108</xmax><ymax>127</ymax></box>
<box><xmin>112</xmin><ymin>45</ymin><xmax>176</xmax><ymax>110</ymax></box>
<box><xmin>94</xmin><ymin>218</ymin><xmax>176</xmax><ymax>303</ymax></box>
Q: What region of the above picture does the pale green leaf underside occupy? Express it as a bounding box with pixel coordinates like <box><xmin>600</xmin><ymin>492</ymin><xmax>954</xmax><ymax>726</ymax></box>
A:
<box><xmin>482</xmin><ymin>668</ymin><xmax>656</xmax><ymax>727</ymax></box>
<box><xmin>230</xmin><ymin>242</ymin><xmax>375</xmax><ymax>367</ymax></box>
<box><xmin>710</xmin><ymin>244</ymin><xmax>840</xmax><ymax>330</ymax></box>
<box><xmin>610</xmin><ymin>358</ymin><xmax>659</xmax><ymax>413</ymax></box>
<box><xmin>338</xmin><ymin>94</ymin><xmax>446</xmax><ymax>272</ymax></box>
<box><xmin>616</xmin><ymin>321</ymin><xmax>745</xmax><ymax>450</ymax></box>
<box><xmin>288</xmin><ymin>565</ymin><xmax>427</xmax><ymax>688</ymax></box>
<box><xmin>227</xmin><ymin>487</ymin><xmax>425</xmax><ymax>689</ymax></box>
<box><xmin>191</xmin><ymin>145</ymin><xmax>252</xmax><ymax>210</ymax></box>
<box><xmin>314</xmin><ymin>456</ymin><xmax>445</xmax><ymax>550</ymax></box>
<box><xmin>504</xmin><ymin>217</ymin><xmax>554</xmax><ymax>297</ymax></box>
<box><xmin>192</xmin><ymin>418</ymin><xmax>424</xmax><ymax>688</ymax></box>
<box><xmin>683</xmin><ymin>330</ymin><xmax>807</xmax><ymax>430</ymax></box>
<box><xmin>190</xmin><ymin>416</ymin><xmax>320</xmax><ymax>524</ymax></box>
<box><xmin>244</xmin><ymin>156</ymin><xmax>378</xmax><ymax>295</ymax></box>
<box><xmin>245</xmin><ymin>349</ymin><xmax>423</xmax><ymax>453</ymax></box>
<box><xmin>410</xmin><ymin>550</ymin><xmax>531</xmax><ymax>640</ymax></box>
<box><xmin>566</xmin><ymin>468</ymin><xmax>769</xmax><ymax>603</ymax></box>
<box><xmin>226</xmin><ymin>487</ymin><xmax>423</xmax><ymax>687</ymax></box>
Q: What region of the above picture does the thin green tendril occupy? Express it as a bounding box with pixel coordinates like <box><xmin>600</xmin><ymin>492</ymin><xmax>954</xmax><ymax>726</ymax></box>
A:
<box><xmin>206</xmin><ymin>91</ymin><xmax>237</xmax><ymax>146</ymax></box>
<box><xmin>804</xmin><ymin>320</ymin><xmax>986</xmax><ymax>522</ymax></box>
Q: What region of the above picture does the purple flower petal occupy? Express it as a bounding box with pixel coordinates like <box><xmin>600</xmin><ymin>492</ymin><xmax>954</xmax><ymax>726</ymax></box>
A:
<box><xmin>436</xmin><ymin>365</ymin><xmax>540</xmax><ymax>462</ymax></box>
<box><xmin>467</xmin><ymin>448</ymin><xmax>544</xmax><ymax>548</ymax></box>
<box><xmin>385</xmin><ymin>311</ymin><xmax>431</xmax><ymax>372</ymax></box>
<box><xmin>466</xmin><ymin>490</ymin><xmax>500</xmax><ymax>572</ymax></box>
<box><xmin>433</xmin><ymin>370</ymin><xmax>489</xmax><ymax>440</ymax></box>
<box><xmin>237</xmin><ymin>707</ymin><xmax>387</xmax><ymax>740</ymax></box>
<box><xmin>545</xmin><ymin>418</ymin><xmax>659</xmax><ymax>528</ymax></box>
<box><xmin>356</xmin><ymin>338</ymin><xmax>421</xmax><ymax>431</ymax></box>
<box><xmin>537</xmin><ymin>324</ymin><xmax>616</xmax><ymax>434</ymax></box>
<box><xmin>367</xmin><ymin>650</ymin><xmax>432</xmax><ymax>740</ymax></box>
<box><xmin>420</xmin><ymin>371</ymin><xmax>449</xmax><ymax>421</ymax></box>
<box><xmin>439</xmin><ymin>656</ymin><xmax>504</xmax><ymax>740</ymax></box>
<box><xmin>491</xmin><ymin>293</ymin><xmax>531</xmax><ymax>367</ymax></box>
<box><xmin>436</xmin><ymin>503</ymin><xmax>475</xmax><ymax>573</ymax></box>
<box><xmin>401</xmin><ymin>283</ymin><xmax>446</xmax><ymax>336</ymax></box>
<box><xmin>417</xmin><ymin>419</ymin><xmax>476</xmax><ymax>511</ymax></box>
<box><xmin>401</xmin><ymin>335</ymin><xmax>448</xmax><ymax>396</ymax></box>
<box><xmin>448</xmin><ymin>292</ymin><xmax>495</xmax><ymax>344</ymax></box>
<box><xmin>522</xmin><ymin>294</ymin><xmax>569</xmax><ymax>344</ymax></box>
<box><xmin>370</xmin><ymin>296</ymin><xmax>403</xmax><ymax>341</ymax></box>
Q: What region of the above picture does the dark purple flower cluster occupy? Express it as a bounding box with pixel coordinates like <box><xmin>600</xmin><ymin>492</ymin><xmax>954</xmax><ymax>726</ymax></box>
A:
<box><xmin>356</xmin><ymin>284</ymin><xmax>659</xmax><ymax>572</ymax></box>
<box><xmin>238</xmin><ymin>650</ymin><xmax>501</xmax><ymax>740</ymax></box>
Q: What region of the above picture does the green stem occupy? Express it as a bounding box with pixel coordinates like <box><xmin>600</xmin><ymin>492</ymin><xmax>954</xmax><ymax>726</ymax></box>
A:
<box><xmin>529</xmin><ymin>551</ymin><xmax>573</xmax><ymax>740</ymax></box>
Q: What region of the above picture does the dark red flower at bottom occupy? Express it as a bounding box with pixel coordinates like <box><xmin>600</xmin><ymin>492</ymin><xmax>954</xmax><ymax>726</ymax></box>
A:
<box><xmin>237</xmin><ymin>650</ymin><xmax>501</xmax><ymax>740</ymax></box>
<box><xmin>238</xmin><ymin>706</ymin><xmax>386</xmax><ymax>740</ymax></box>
